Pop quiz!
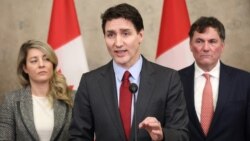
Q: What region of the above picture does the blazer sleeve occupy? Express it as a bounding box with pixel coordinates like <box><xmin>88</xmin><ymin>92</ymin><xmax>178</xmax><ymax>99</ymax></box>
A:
<box><xmin>163</xmin><ymin>71</ymin><xmax>189</xmax><ymax>141</ymax></box>
<box><xmin>69</xmin><ymin>74</ymin><xmax>94</xmax><ymax>141</ymax></box>
<box><xmin>0</xmin><ymin>93</ymin><xmax>15</xmax><ymax>141</ymax></box>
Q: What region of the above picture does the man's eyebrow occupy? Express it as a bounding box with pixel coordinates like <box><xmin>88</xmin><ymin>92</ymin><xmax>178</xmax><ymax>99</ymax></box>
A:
<box><xmin>105</xmin><ymin>30</ymin><xmax>115</xmax><ymax>33</ymax></box>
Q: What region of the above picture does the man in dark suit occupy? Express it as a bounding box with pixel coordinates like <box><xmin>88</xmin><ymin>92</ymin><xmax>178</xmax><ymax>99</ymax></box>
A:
<box><xmin>69</xmin><ymin>3</ymin><xmax>189</xmax><ymax>141</ymax></box>
<box><xmin>179</xmin><ymin>16</ymin><xmax>250</xmax><ymax>141</ymax></box>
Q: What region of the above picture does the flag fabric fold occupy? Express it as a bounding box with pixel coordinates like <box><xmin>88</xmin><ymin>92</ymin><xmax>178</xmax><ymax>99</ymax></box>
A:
<box><xmin>48</xmin><ymin>0</ymin><xmax>88</xmax><ymax>90</ymax></box>
<box><xmin>156</xmin><ymin>0</ymin><xmax>193</xmax><ymax>70</ymax></box>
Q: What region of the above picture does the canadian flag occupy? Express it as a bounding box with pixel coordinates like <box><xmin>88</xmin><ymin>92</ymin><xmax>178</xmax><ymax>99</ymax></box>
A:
<box><xmin>156</xmin><ymin>0</ymin><xmax>193</xmax><ymax>70</ymax></box>
<box><xmin>48</xmin><ymin>0</ymin><xmax>89</xmax><ymax>90</ymax></box>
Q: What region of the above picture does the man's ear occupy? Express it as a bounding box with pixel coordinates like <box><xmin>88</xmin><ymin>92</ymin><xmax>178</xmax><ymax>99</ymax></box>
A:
<box><xmin>138</xmin><ymin>29</ymin><xmax>144</xmax><ymax>44</ymax></box>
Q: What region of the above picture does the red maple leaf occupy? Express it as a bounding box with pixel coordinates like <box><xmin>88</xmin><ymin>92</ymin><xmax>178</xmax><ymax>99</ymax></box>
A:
<box><xmin>57</xmin><ymin>69</ymin><xmax>74</xmax><ymax>90</ymax></box>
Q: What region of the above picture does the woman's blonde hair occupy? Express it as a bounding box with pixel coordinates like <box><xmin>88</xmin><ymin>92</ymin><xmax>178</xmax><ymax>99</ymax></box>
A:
<box><xmin>17</xmin><ymin>40</ymin><xmax>73</xmax><ymax>107</ymax></box>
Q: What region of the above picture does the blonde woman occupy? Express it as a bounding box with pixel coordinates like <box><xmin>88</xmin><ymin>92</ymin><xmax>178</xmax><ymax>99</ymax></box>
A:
<box><xmin>0</xmin><ymin>40</ymin><xmax>73</xmax><ymax>141</ymax></box>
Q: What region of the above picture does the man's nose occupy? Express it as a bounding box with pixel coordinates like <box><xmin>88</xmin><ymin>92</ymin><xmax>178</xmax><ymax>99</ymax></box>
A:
<box><xmin>115</xmin><ymin>35</ymin><xmax>123</xmax><ymax>47</ymax></box>
<box><xmin>203</xmin><ymin>41</ymin><xmax>210</xmax><ymax>50</ymax></box>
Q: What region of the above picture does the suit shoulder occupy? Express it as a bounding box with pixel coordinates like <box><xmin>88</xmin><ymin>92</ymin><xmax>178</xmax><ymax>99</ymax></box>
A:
<box><xmin>4</xmin><ymin>88</ymin><xmax>24</xmax><ymax>99</ymax></box>
<box><xmin>1</xmin><ymin>88</ymin><xmax>26</xmax><ymax>106</ymax></box>
<box><xmin>144</xmin><ymin>61</ymin><xmax>181</xmax><ymax>81</ymax></box>
<box><xmin>85</xmin><ymin>64</ymin><xmax>107</xmax><ymax>76</ymax></box>
<box><xmin>224</xmin><ymin>64</ymin><xmax>249</xmax><ymax>73</ymax></box>
<box><xmin>179</xmin><ymin>66</ymin><xmax>191</xmax><ymax>72</ymax></box>
<box><xmin>223</xmin><ymin>64</ymin><xmax>250</xmax><ymax>78</ymax></box>
<box><xmin>178</xmin><ymin>65</ymin><xmax>193</xmax><ymax>76</ymax></box>
<box><xmin>148</xmin><ymin>61</ymin><xmax>177</xmax><ymax>73</ymax></box>
<box><xmin>79</xmin><ymin>62</ymin><xmax>112</xmax><ymax>81</ymax></box>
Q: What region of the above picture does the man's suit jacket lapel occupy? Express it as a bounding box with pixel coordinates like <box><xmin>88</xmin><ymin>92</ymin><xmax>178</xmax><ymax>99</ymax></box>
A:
<box><xmin>183</xmin><ymin>63</ymin><xmax>234</xmax><ymax>138</ymax></box>
<box><xmin>208</xmin><ymin>63</ymin><xmax>233</xmax><ymax>137</ymax></box>
<box><xmin>136</xmin><ymin>58</ymin><xmax>155</xmax><ymax>125</ymax></box>
<box><xmin>98</xmin><ymin>61</ymin><xmax>126</xmax><ymax>140</ymax></box>
<box><xmin>181</xmin><ymin>64</ymin><xmax>205</xmax><ymax>136</ymax></box>
<box><xmin>18</xmin><ymin>87</ymin><xmax>39</xmax><ymax>140</ymax></box>
<box><xmin>129</xmin><ymin>58</ymin><xmax>155</xmax><ymax>140</ymax></box>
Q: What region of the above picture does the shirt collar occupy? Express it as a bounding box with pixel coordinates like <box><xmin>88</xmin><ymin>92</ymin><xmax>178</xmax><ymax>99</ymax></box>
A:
<box><xmin>113</xmin><ymin>55</ymin><xmax>143</xmax><ymax>82</ymax></box>
<box><xmin>194</xmin><ymin>60</ymin><xmax>220</xmax><ymax>79</ymax></box>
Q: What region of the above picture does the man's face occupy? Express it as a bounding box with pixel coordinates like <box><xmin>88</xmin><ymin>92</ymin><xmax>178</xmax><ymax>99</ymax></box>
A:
<box><xmin>190</xmin><ymin>27</ymin><xmax>224</xmax><ymax>71</ymax></box>
<box><xmin>104</xmin><ymin>18</ymin><xmax>143</xmax><ymax>69</ymax></box>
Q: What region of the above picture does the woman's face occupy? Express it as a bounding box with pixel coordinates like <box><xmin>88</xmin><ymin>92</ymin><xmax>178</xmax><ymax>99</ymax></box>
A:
<box><xmin>23</xmin><ymin>48</ymin><xmax>54</xmax><ymax>85</ymax></box>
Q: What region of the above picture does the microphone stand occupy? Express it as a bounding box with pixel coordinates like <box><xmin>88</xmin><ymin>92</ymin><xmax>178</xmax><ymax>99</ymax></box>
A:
<box><xmin>129</xmin><ymin>83</ymin><xmax>138</xmax><ymax>141</ymax></box>
<box><xmin>133</xmin><ymin>90</ymin><xmax>137</xmax><ymax>141</ymax></box>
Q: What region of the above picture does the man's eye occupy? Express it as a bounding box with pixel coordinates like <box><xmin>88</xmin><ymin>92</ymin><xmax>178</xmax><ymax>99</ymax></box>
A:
<box><xmin>122</xmin><ymin>32</ymin><xmax>130</xmax><ymax>37</ymax></box>
<box><xmin>106</xmin><ymin>33</ymin><xmax>115</xmax><ymax>38</ymax></box>
<box><xmin>195</xmin><ymin>39</ymin><xmax>203</xmax><ymax>43</ymax></box>
<box><xmin>209</xmin><ymin>40</ymin><xmax>217</xmax><ymax>44</ymax></box>
<box><xmin>123</xmin><ymin>32</ymin><xmax>129</xmax><ymax>36</ymax></box>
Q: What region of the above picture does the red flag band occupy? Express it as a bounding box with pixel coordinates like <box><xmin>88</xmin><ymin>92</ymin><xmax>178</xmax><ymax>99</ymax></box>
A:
<box><xmin>156</xmin><ymin>0</ymin><xmax>193</xmax><ymax>70</ymax></box>
<box><xmin>48</xmin><ymin>0</ymin><xmax>89</xmax><ymax>90</ymax></box>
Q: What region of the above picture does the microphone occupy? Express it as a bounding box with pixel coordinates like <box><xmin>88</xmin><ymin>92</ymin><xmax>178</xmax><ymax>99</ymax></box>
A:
<box><xmin>129</xmin><ymin>83</ymin><xmax>138</xmax><ymax>94</ymax></box>
<box><xmin>129</xmin><ymin>83</ymin><xmax>138</xmax><ymax>141</ymax></box>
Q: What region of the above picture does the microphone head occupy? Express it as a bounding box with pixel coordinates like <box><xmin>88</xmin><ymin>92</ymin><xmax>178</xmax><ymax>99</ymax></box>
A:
<box><xmin>129</xmin><ymin>83</ymin><xmax>138</xmax><ymax>93</ymax></box>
